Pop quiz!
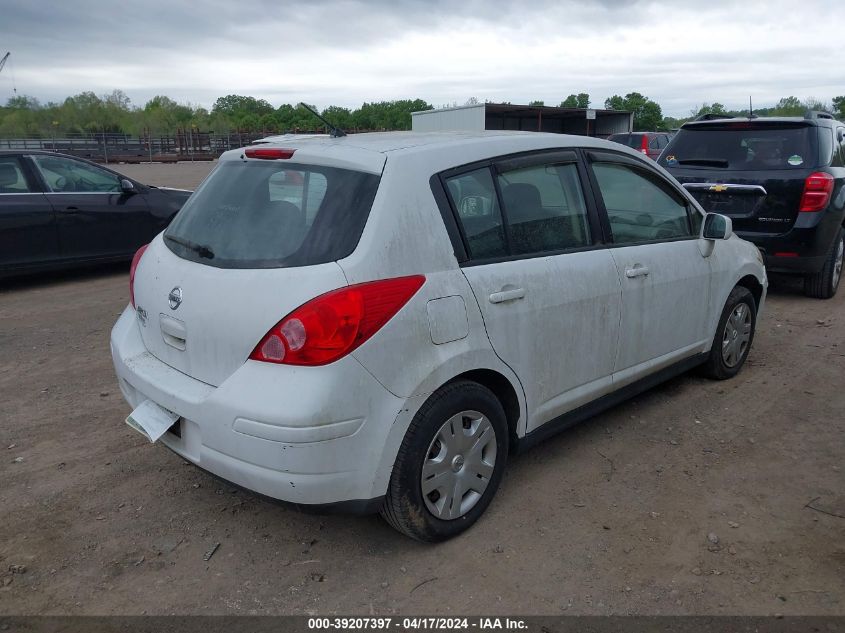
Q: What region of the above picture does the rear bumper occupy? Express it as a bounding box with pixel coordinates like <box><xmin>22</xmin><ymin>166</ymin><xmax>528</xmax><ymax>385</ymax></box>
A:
<box><xmin>737</xmin><ymin>211</ymin><xmax>840</xmax><ymax>274</ymax></box>
<box><xmin>110</xmin><ymin>305</ymin><xmax>406</xmax><ymax>507</ymax></box>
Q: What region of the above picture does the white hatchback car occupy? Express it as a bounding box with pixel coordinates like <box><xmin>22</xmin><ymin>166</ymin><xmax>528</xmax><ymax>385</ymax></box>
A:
<box><xmin>111</xmin><ymin>131</ymin><xmax>766</xmax><ymax>541</ymax></box>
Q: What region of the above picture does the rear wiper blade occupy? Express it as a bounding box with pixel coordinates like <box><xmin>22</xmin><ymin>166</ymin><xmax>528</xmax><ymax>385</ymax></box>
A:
<box><xmin>164</xmin><ymin>234</ymin><xmax>215</xmax><ymax>259</ymax></box>
<box><xmin>676</xmin><ymin>158</ymin><xmax>730</xmax><ymax>167</ymax></box>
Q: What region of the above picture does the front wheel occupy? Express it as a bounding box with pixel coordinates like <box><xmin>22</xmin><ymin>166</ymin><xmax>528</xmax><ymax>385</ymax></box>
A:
<box><xmin>701</xmin><ymin>286</ymin><xmax>757</xmax><ymax>380</ymax></box>
<box><xmin>804</xmin><ymin>227</ymin><xmax>844</xmax><ymax>299</ymax></box>
<box><xmin>381</xmin><ymin>380</ymin><xmax>509</xmax><ymax>542</ymax></box>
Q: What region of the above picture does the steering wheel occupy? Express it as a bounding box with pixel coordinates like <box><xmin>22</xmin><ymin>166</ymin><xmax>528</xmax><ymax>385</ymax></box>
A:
<box><xmin>53</xmin><ymin>176</ymin><xmax>75</xmax><ymax>192</ymax></box>
<box><xmin>77</xmin><ymin>176</ymin><xmax>101</xmax><ymax>191</ymax></box>
<box><xmin>655</xmin><ymin>219</ymin><xmax>683</xmax><ymax>239</ymax></box>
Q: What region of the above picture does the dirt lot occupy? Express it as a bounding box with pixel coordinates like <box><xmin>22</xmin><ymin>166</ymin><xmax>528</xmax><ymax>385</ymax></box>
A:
<box><xmin>1</xmin><ymin>162</ymin><xmax>843</xmax><ymax>616</ymax></box>
<box><xmin>116</xmin><ymin>160</ymin><xmax>217</xmax><ymax>190</ymax></box>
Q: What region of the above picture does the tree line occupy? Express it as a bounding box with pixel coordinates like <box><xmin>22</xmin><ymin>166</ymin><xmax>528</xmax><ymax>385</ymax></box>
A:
<box><xmin>540</xmin><ymin>93</ymin><xmax>845</xmax><ymax>131</ymax></box>
<box><xmin>1</xmin><ymin>89</ymin><xmax>844</xmax><ymax>138</ymax></box>
<box><xmin>0</xmin><ymin>91</ymin><xmax>434</xmax><ymax>137</ymax></box>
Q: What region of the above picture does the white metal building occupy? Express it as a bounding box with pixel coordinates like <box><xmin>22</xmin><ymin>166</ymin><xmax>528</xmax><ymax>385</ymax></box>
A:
<box><xmin>411</xmin><ymin>103</ymin><xmax>633</xmax><ymax>138</ymax></box>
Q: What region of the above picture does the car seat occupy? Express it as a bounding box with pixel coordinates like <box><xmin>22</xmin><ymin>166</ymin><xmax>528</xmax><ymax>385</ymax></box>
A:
<box><xmin>502</xmin><ymin>182</ymin><xmax>575</xmax><ymax>253</ymax></box>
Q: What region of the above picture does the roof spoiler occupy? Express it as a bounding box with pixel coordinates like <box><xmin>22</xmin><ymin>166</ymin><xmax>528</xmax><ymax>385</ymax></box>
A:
<box><xmin>693</xmin><ymin>113</ymin><xmax>735</xmax><ymax>121</ymax></box>
<box><xmin>804</xmin><ymin>110</ymin><xmax>834</xmax><ymax>120</ymax></box>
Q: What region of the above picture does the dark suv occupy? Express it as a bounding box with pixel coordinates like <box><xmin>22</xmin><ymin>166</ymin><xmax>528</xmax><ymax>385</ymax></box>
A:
<box><xmin>607</xmin><ymin>132</ymin><xmax>672</xmax><ymax>161</ymax></box>
<box><xmin>658</xmin><ymin>112</ymin><xmax>845</xmax><ymax>298</ymax></box>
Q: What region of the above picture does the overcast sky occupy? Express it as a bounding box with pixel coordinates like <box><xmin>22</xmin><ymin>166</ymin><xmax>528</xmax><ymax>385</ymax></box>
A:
<box><xmin>1</xmin><ymin>0</ymin><xmax>842</xmax><ymax>117</ymax></box>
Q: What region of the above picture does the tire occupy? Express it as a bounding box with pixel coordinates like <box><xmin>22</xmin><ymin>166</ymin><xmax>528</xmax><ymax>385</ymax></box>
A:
<box><xmin>804</xmin><ymin>227</ymin><xmax>844</xmax><ymax>299</ymax></box>
<box><xmin>381</xmin><ymin>380</ymin><xmax>509</xmax><ymax>542</ymax></box>
<box><xmin>701</xmin><ymin>286</ymin><xmax>757</xmax><ymax>380</ymax></box>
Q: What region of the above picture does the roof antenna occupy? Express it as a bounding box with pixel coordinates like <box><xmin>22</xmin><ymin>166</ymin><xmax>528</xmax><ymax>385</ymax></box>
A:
<box><xmin>298</xmin><ymin>103</ymin><xmax>346</xmax><ymax>138</ymax></box>
<box><xmin>749</xmin><ymin>95</ymin><xmax>753</xmax><ymax>118</ymax></box>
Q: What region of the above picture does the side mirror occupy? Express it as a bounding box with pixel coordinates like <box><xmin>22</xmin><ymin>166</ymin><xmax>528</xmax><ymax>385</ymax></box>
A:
<box><xmin>120</xmin><ymin>179</ymin><xmax>137</xmax><ymax>194</ymax></box>
<box><xmin>702</xmin><ymin>213</ymin><xmax>733</xmax><ymax>240</ymax></box>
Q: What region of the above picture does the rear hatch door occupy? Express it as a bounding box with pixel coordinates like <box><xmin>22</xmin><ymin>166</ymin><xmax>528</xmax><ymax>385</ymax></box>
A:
<box><xmin>132</xmin><ymin>151</ymin><xmax>382</xmax><ymax>386</ymax></box>
<box><xmin>659</xmin><ymin>121</ymin><xmax>818</xmax><ymax>234</ymax></box>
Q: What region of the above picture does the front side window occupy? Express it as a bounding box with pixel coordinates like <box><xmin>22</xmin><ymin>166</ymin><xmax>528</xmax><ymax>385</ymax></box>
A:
<box><xmin>592</xmin><ymin>162</ymin><xmax>692</xmax><ymax>244</ymax></box>
<box><xmin>496</xmin><ymin>162</ymin><xmax>591</xmax><ymax>254</ymax></box>
<box><xmin>0</xmin><ymin>156</ymin><xmax>33</xmax><ymax>193</ymax></box>
<box><xmin>445</xmin><ymin>167</ymin><xmax>508</xmax><ymax>259</ymax></box>
<box><xmin>164</xmin><ymin>160</ymin><xmax>379</xmax><ymax>268</ymax></box>
<box><xmin>31</xmin><ymin>155</ymin><xmax>121</xmax><ymax>193</ymax></box>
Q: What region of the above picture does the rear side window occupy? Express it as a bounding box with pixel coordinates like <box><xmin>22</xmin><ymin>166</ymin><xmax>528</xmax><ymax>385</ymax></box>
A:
<box><xmin>592</xmin><ymin>162</ymin><xmax>692</xmax><ymax>244</ymax></box>
<box><xmin>445</xmin><ymin>167</ymin><xmax>508</xmax><ymax>259</ymax></box>
<box><xmin>0</xmin><ymin>156</ymin><xmax>33</xmax><ymax>193</ymax></box>
<box><xmin>659</xmin><ymin>124</ymin><xmax>818</xmax><ymax>170</ymax></box>
<box><xmin>496</xmin><ymin>163</ymin><xmax>591</xmax><ymax>254</ymax></box>
<box><xmin>609</xmin><ymin>134</ymin><xmax>645</xmax><ymax>149</ymax></box>
<box><xmin>832</xmin><ymin>127</ymin><xmax>845</xmax><ymax>167</ymax></box>
<box><xmin>164</xmin><ymin>160</ymin><xmax>379</xmax><ymax>268</ymax></box>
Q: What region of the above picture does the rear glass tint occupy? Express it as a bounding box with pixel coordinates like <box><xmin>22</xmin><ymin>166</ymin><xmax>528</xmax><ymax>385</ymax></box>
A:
<box><xmin>608</xmin><ymin>134</ymin><xmax>644</xmax><ymax>149</ymax></box>
<box><xmin>659</xmin><ymin>124</ymin><xmax>819</xmax><ymax>170</ymax></box>
<box><xmin>164</xmin><ymin>160</ymin><xmax>380</xmax><ymax>268</ymax></box>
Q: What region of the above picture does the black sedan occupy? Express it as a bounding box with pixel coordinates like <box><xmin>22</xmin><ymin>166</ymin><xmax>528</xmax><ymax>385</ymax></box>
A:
<box><xmin>0</xmin><ymin>150</ymin><xmax>192</xmax><ymax>278</ymax></box>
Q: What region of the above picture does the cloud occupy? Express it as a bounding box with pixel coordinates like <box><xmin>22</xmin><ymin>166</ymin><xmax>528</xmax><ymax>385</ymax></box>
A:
<box><xmin>0</xmin><ymin>0</ymin><xmax>841</xmax><ymax>116</ymax></box>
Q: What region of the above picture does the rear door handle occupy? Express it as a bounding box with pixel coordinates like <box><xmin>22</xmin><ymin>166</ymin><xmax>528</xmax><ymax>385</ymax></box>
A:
<box><xmin>489</xmin><ymin>288</ymin><xmax>526</xmax><ymax>304</ymax></box>
<box><xmin>625</xmin><ymin>265</ymin><xmax>650</xmax><ymax>278</ymax></box>
<box><xmin>63</xmin><ymin>206</ymin><xmax>80</xmax><ymax>213</ymax></box>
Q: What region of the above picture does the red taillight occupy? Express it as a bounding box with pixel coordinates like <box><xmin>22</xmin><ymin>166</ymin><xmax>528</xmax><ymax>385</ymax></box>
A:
<box><xmin>244</xmin><ymin>147</ymin><xmax>296</xmax><ymax>160</ymax></box>
<box><xmin>774</xmin><ymin>252</ymin><xmax>799</xmax><ymax>257</ymax></box>
<box><xmin>129</xmin><ymin>243</ymin><xmax>149</xmax><ymax>308</ymax></box>
<box><xmin>640</xmin><ymin>136</ymin><xmax>649</xmax><ymax>154</ymax></box>
<box><xmin>249</xmin><ymin>275</ymin><xmax>426</xmax><ymax>366</ymax></box>
<box><xmin>799</xmin><ymin>172</ymin><xmax>834</xmax><ymax>212</ymax></box>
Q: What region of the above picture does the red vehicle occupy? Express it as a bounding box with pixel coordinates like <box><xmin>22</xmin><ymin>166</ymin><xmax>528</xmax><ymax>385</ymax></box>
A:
<box><xmin>607</xmin><ymin>132</ymin><xmax>672</xmax><ymax>160</ymax></box>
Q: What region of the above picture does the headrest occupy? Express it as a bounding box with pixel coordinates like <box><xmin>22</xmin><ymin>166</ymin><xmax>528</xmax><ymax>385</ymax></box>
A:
<box><xmin>502</xmin><ymin>183</ymin><xmax>542</xmax><ymax>214</ymax></box>
<box><xmin>0</xmin><ymin>163</ymin><xmax>20</xmax><ymax>187</ymax></box>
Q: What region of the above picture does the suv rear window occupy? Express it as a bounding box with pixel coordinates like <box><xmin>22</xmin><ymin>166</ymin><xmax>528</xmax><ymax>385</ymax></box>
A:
<box><xmin>608</xmin><ymin>134</ymin><xmax>644</xmax><ymax>149</ymax></box>
<box><xmin>164</xmin><ymin>160</ymin><xmax>380</xmax><ymax>268</ymax></box>
<box><xmin>659</xmin><ymin>123</ymin><xmax>819</xmax><ymax>171</ymax></box>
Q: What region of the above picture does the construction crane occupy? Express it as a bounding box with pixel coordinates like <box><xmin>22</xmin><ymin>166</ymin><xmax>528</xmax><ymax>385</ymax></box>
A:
<box><xmin>0</xmin><ymin>52</ymin><xmax>16</xmax><ymax>95</ymax></box>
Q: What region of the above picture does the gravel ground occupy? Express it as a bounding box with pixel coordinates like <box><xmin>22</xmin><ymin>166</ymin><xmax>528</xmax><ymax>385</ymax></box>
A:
<box><xmin>0</xmin><ymin>162</ymin><xmax>843</xmax><ymax>616</ymax></box>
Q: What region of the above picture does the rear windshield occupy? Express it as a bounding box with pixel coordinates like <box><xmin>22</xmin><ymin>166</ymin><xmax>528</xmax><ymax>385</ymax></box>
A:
<box><xmin>658</xmin><ymin>123</ymin><xmax>819</xmax><ymax>171</ymax></box>
<box><xmin>608</xmin><ymin>134</ymin><xmax>644</xmax><ymax>149</ymax></box>
<box><xmin>164</xmin><ymin>160</ymin><xmax>380</xmax><ymax>268</ymax></box>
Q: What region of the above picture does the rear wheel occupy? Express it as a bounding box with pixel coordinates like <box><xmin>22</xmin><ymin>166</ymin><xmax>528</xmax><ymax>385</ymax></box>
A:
<box><xmin>381</xmin><ymin>380</ymin><xmax>508</xmax><ymax>542</ymax></box>
<box><xmin>701</xmin><ymin>286</ymin><xmax>757</xmax><ymax>380</ymax></box>
<box><xmin>804</xmin><ymin>227</ymin><xmax>844</xmax><ymax>299</ymax></box>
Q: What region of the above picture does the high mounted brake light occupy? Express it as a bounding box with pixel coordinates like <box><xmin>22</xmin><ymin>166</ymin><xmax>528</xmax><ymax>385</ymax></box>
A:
<box><xmin>249</xmin><ymin>276</ymin><xmax>426</xmax><ymax>366</ymax></box>
<box><xmin>244</xmin><ymin>147</ymin><xmax>296</xmax><ymax>159</ymax></box>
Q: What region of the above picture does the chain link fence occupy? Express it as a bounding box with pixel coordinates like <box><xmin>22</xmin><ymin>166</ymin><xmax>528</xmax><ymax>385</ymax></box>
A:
<box><xmin>0</xmin><ymin>129</ymin><xmax>324</xmax><ymax>163</ymax></box>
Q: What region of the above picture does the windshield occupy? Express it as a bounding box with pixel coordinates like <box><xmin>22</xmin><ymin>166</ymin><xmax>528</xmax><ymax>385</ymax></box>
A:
<box><xmin>658</xmin><ymin>123</ymin><xmax>819</xmax><ymax>171</ymax></box>
<box><xmin>164</xmin><ymin>160</ymin><xmax>380</xmax><ymax>268</ymax></box>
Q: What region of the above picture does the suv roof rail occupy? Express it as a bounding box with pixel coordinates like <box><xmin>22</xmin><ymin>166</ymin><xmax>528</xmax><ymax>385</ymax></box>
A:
<box><xmin>804</xmin><ymin>110</ymin><xmax>834</xmax><ymax>120</ymax></box>
<box><xmin>693</xmin><ymin>113</ymin><xmax>735</xmax><ymax>121</ymax></box>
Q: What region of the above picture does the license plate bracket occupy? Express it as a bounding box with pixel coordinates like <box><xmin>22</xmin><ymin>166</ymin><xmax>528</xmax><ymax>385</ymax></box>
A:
<box><xmin>126</xmin><ymin>400</ymin><xmax>180</xmax><ymax>443</ymax></box>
